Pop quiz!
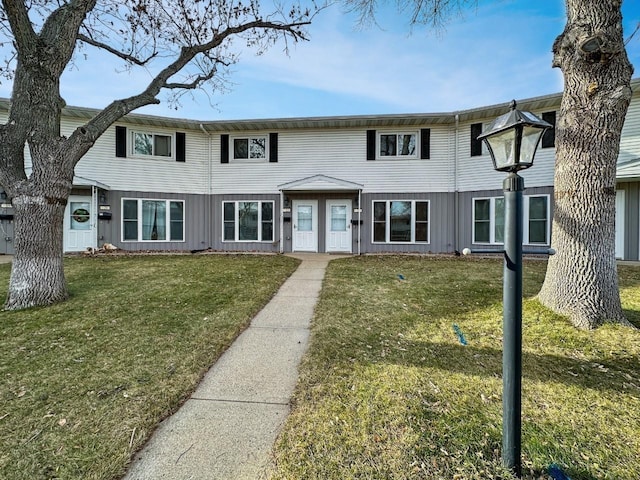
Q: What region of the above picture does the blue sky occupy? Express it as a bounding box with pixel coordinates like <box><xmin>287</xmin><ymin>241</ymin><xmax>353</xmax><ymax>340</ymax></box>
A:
<box><xmin>2</xmin><ymin>1</ymin><xmax>640</xmax><ymax>120</ymax></box>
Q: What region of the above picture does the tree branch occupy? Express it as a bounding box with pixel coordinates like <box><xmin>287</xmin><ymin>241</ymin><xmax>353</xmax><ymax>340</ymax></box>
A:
<box><xmin>77</xmin><ymin>33</ymin><xmax>156</xmax><ymax>66</ymax></box>
<box><xmin>1</xmin><ymin>0</ymin><xmax>36</xmax><ymax>53</ymax></box>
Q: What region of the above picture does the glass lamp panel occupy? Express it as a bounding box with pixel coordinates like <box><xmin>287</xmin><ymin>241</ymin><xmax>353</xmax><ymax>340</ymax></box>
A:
<box><xmin>520</xmin><ymin>126</ymin><xmax>545</xmax><ymax>165</ymax></box>
<box><xmin>485</xmin><ymin>129</ymin><xmax>517</xmax><ymax>171</ymax></box>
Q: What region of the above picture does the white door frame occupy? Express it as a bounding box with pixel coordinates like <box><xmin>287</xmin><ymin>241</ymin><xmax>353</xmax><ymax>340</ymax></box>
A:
<box><xmin>63</xmin><ymin>193</ymin><xmax>97</xmax><ymax>252</ymax></box>
<box><xmin>292</xmin><ymin>200</ymin><xmax>318</xmax><ymax>252</ymax></box>
<box><xmin>326</xmin><ymin>199</ymin><xmax>352</xmax><ymax>253</ymax></box>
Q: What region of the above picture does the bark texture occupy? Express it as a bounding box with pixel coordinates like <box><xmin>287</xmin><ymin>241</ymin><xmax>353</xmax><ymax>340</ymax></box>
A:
<box><xmin>0</xmin><ymin>1</ymin><xmax>310</xmax><ymax>310</ymax></box>
<box><xmin>5</xmin><ymin>196</ymin><xmax>68</xmax><ymax>310</ymax></box>
<box><xmin>538</xmin><ymin>0</ymin><xmax>634</xmax><ymax>329</ymax></box>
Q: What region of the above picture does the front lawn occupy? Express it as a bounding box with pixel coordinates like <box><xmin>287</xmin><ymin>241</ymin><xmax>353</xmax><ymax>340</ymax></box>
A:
<box><xmin>0</xmin><ymin>254</ymin><xmax>300</xmax><ymax>480</ymax></box>
<box><xmin>271</xmin><ymin>256</ymin><xmax>640</xmax><ymax>480</ymax></box>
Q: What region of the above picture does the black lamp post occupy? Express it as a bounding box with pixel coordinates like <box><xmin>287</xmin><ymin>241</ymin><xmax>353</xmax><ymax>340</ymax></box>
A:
<box><xmin>477</xmin><ymin>100</ymin><xmax>551</xmax><ymax>478</ymax></box>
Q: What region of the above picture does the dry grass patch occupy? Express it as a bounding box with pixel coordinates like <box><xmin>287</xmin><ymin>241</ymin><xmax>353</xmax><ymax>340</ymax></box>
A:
<box><xmin>0</xmin><ymin>254</ymin><xmax>299</xmax><ymax>480</ymax></box>
<box><xmin>271</xmin><ymin>256</ymin><xmax>640</xmax><ymax>480</ymax></box>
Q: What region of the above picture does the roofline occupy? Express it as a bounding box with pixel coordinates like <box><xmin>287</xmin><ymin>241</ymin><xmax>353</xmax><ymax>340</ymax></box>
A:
<box><xmin>1</xmin><ymin>78</ymin><xmax>639</xmax><ymax>131</ymax></box>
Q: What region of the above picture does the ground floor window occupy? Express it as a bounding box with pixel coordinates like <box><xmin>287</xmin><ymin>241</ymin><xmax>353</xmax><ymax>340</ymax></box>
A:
<box><xmin>472</xmin><ymin>195</ymin><xmax>549</xmax><ymax>245</ymax></box>
<box><xmin>372</xmin><ymin>200</ymin><xmax>429</xmax><ymax>243</ymax></box>
<box><xmin>122</xmin><ymin>199</ymin><xmax>184</xmax><ymax>242</ymax></box>
<box><xmin>223</xmin><ymin>201</ymin><xmax>274</xmax><ymax>242</ymax></box>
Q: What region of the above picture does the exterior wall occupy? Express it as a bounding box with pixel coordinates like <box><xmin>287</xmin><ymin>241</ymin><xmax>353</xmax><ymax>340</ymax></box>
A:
<box><xmin>210</xmin><ymin>126</ymin><xmax>454</xmax><ymax>195</ymax></box>
<box><xmin>279</xmin><ymin>192</ymin><xmax>360</xmax><ymax>254</ymax></box>
<box><xmin>4</xmin><ymin>81</ymin><xmax>640</xmax><ymax>258</ymax></box>
<box><xmin>619</xmin><ymin>89</ymin><xmax>640</xmax><ymax>164</ymax></box>
<box><xmin>616</xmin><ymin>181</ymin><xmax>640</xmax><ymax>261</ymax></box>
<box><xmin>457</xmin><ymin>186</ymin><xmax>555</xmax><ymax>254</ymax></box>
<box><xmin>360</xmin><ymin>192</ymin><xmax>456</xmax><ymax>254</ymax></box>
<box><xmin>456</xmin><ymin>111</ymin><xmax>557</xmax><ymax>192</ymax></box>
<box><xmin>0</xmin><ymin>190</ymin><xmax>15</xmax><ymax>255</ymax></box>
<box><xmin>210</xmin><ymin>194</ymin><xmax>281</xmax><ymax>253</ymax></box>
<box><xmin>99</xmin><ymin>190</ymin><xmax>210</xmax><ymax>251</ymax></box>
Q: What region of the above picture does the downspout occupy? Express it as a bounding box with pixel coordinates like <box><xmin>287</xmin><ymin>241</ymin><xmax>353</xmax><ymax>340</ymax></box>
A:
<box><xmin>358</xmin><ymin>189</ymin><xmax>362</xmax><ymax>255</ymax></box>
<box><xmin>279</xmin><ymin>190</ymin><xmax>285</xmax><ymax>254</ymax></box>
<box><xmin>454</xmin><ymin>114</ymin><xmax>460</xmax><ymax>253</ymax></box>
<box><xmin>92</xmin><ymin>185</ymin><xmax>98</xmax><ymax>249</ymax></box>
<box><xmin>199</xmin><ymin>124</ymin><xmax>213</xmax><ymax>249</ymax></box>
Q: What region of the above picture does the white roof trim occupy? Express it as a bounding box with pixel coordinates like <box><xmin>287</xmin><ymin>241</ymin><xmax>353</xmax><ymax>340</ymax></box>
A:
<box><xmin>278</xmin><ymin>174</ymin><xmax>363</xmax><ymax>191</ymax></box>
<box><xmin>73</xmin><ymin>175</ymin><xmax>110</xmax><ymax>190</ymax></box>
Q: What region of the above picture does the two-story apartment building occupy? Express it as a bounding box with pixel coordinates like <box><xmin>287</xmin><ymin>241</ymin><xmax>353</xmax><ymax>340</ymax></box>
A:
<box><xmin>1</xmin><ymin>79</ymin><xmax>639</xmax><ymax>258</ymax></box>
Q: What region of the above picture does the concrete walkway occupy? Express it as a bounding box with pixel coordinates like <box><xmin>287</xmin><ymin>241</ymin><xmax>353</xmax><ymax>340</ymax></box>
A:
<box><xmin>123</xmin><ymin>253</ymin><xmax>341</xmax><ymax>480</ymax></box>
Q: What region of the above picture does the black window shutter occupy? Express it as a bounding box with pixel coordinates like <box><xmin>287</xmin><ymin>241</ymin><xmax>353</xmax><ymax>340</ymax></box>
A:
<box><xmin>221</xmin><ymin>134</ymin><xmax>229</xmax><ymax>163</ymax></box>
<box><xmin>176</xmin><ymin>132</ymin><xmax>186</xmax><ymax>162</ymax></box>
<box><xmin>269</xmin><ymin>133</ymin><xmax>278</xmax><ymax>163</ymax></box>
<box><xmin>470</xmin><ymin>123</ymin><xmax>483</xmax><ymax>157</ymax></box>
<box><xmin>541</xmin><ymin>111</ymin><xmax>556</xmax><ymax>148</ymax></box>
<box><xmin>420</xmin><ymin>128</ymin><xmax>431</xmax><ymax>159</ymax></box>
<box><xmin>115</xmin><ymin>126</ymin><xmax>127</xmax><ymax>158</ymax></box>
<box><xmin>366</xmin><ymin>130</ymin><xmax>376</xmax><ymax>160</ymax></box>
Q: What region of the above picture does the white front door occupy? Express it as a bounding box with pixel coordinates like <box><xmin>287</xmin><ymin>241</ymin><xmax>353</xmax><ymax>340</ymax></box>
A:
<box><xmin>326</xmin><ymin>200</ymin><xmax>352</xmax><ymax>253</ymax></box>
<box><xmin>64</xmin><ymin>195</ymin><xmax>96</xmax><ymax>252</ymax></box>
<box><xmin>616</xmin><ymin>190</ymin><xmax>625</xmax><ymax>259</ymax></box>
<box><xmin>292</xmin><ymin>200</ymin><xmax>318</xmax><ymax>252</ymax></box>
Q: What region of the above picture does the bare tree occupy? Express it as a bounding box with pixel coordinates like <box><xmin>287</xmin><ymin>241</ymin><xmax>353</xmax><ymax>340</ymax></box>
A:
<box><xmin>0</xmin><ymin>0</ymin><xmax>316</xmax><ymax>310</ymax></box>
<box><xmin>345</xmin><ymin>0</ymin><xmax>635</xmax><ymax>329</ymax></box>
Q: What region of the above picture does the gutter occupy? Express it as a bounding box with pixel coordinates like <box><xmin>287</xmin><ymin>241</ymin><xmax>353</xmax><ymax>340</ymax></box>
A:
<box><xmin>199</xmin><ymin>123</ymin><xmax>213</xmax><ymax>249</ymax></box>
<box><xmin>454</xmin><ymin>114</ymin><xmax>460</xmax><ymax>253</ymax></box>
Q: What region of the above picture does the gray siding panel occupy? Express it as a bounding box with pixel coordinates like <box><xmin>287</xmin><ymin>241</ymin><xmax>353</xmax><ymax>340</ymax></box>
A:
<box><xmin>98</xmin><ymin>190</ymin><xmax>209</xmax><ymax>251</ymax></box>
<box><xmin>617</xmin><ymin>182</ymin><xmax>640</xmax><ymax>261</ymax></box>
<box><xmin>360</xmin><ymin>192</ymin><xmax>456</xmax><ymax>254</ymax></box>
<box><xmin>210</xmin><ymin>194</ymin><xmax>281</xmax><ymax>253</ymax></box>
<box><xmin>457</xmin><ymin>186</ymin><xmax>555</xmax><ymax>254</ymax></box>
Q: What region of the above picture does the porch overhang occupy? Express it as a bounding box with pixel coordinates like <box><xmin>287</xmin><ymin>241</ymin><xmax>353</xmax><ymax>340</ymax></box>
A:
<box><xmin>278</xmin><ymin>174</ymin><xmax>363</xmax><ymax>192</ymax></box>
<box><xmin>73</xmin><ymin>175</ymin><xmax>111</xmax><ymax>190</ymax></box>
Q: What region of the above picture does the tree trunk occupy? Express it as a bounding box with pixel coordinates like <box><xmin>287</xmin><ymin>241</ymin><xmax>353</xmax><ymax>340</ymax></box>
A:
<box><xmin>4</xmin><ymin>194</ymin><xmax>68</xmax><ymax>310</ymax></box>
<box><xmin>538</xmin><ymin>0</ymin><xmax>634</xmax><ymax>329</ymax></box>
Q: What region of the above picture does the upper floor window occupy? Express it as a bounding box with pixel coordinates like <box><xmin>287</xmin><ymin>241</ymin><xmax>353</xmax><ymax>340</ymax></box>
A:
<box><xmin>372</xmin><ymin>200</ymin><xmax>429</xmax><ymax>243</ymax></box>
<box><xmin>379</xmin><ymin>133</ymin><xmax>417</xmax><ymax>158</ymax></box>
<box><xmin>115</xmin><ymin>126</ymin><xmax>186</xmax><ymax>161</ymax></box>
<box><xmin>366</xmin><ymin>129</ymin><xmax>430</xmax><ymax>160</ymax></box>
<box><xmin>133</xmin><ymin>132</ymin><xmax>172</xmax><ymax>157</ymax></box>
<box><xmin>233</xmin><ymin>136</ymin><xmax>267</xmax><ymax>161</ymax></box>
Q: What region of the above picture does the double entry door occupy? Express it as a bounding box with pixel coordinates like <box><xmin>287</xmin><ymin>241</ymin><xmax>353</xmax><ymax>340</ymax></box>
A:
<box><xmin>292</xmin><ymin>199</ymin><xmax>352</xmax><ymax>253</ymax></box>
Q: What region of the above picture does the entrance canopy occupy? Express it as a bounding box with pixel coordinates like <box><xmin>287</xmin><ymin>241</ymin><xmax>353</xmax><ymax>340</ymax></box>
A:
<box><xmin>278</xmin><ymin>174</ymin><xmax>363</xmax><ymax>192</ymax></box>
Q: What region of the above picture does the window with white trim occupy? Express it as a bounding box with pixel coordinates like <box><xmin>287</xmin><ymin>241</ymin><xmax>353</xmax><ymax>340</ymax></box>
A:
<box><xmin>472</xmin><ymin>195</ymin><xmax>550</xmax><ymax>245</ymax></box>
<box><xmin>223</xmin><ymin>201</ymin><xmax>274</xmax><ymax>242</ymax></box>
<box><xmin>525</xmin><ymin>195</ymin><xmax>550</xmax><ymax>244</ymax></box>
<box><xmin>372</xmin><ymin>200</ymin><xmax>429</xmax><ymax>243</ymax></box>
<box><xmin>232</xmin><ymin>136</ymin><xmax>267</xmax><ymax>161</ymax></box>
<box><xmin>122</xmin><ymin>199</ymin><xmax>184</xmax><ymax>242</ymax></box>
<box><xmin>473</xmin><ymin>197</ymin><xmax>504</xmax><ymax>244</ymax></box>
<box><xmin>379</xmin><ymin>132</ymin><xmax>417</xmax><ymax>158</ymax></box>
<box><xmin>132</xmin><ymin>131</ymin><xmax>173</xmax><ymax>158</ymax></box>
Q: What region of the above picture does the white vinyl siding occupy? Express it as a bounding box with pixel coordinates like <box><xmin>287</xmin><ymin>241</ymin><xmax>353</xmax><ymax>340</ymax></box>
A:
<box><xmin>72</xmin><ymin>122</ymin><xmax>208</xmax><ymax>194</ymax></box>
<box><xmin>372</xmin><ymin>200</ymin><xmax>429</xmax><ymax>243</ymax></box>
<box><xmin>122</xmin><ymin>198</ymin><xmax>184</xmax><ymax>242</ymax></box>
<box><xmin>211</xmin><ymin>128</ymin><xmax>452</xmax><ymax>195</ymax></box>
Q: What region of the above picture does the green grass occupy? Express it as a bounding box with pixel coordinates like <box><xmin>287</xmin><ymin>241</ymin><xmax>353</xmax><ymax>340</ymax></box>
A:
<box><xmin>0</xmin><ymin>254</ymin><xmax>300</xmax><ymax>480</ymax></box>
<box><xmin>271</xmin><ymin>256</ymin><xmax>640</xmax><ymax>480</ymax></box>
